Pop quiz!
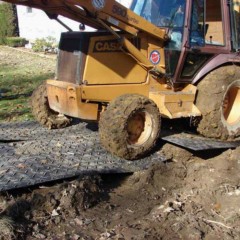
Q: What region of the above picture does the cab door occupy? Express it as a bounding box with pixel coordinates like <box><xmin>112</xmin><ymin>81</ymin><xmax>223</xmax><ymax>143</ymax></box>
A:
<box><xmin>173</xmin><ymin>0</ymin><xmax>230</xmax><ymax>84</ymax></box>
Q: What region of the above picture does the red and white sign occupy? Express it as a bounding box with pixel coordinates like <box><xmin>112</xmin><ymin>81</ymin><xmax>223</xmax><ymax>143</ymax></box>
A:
<box><xmin>150</xmin><ymin>50</ymin><xmax>161</xmax><ymax>65</ymax></box>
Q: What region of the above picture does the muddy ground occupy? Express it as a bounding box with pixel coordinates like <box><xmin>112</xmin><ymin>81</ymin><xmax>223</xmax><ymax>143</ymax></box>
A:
<box><xmin>0</xmin><ymin>47</ymin><xmax>240</xmax><ymax>239</ymax></box>
<box><xmin>0</xmin><ymin>143</ymin><xmax>239</xmax><ymax>240</ymax></box>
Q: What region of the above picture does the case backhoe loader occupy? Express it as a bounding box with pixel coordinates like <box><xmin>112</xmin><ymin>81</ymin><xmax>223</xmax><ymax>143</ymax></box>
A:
<box><xmin>2</xmin><ymin>0</ymin><xmax>240</xmax><ymax>159</ymax></box>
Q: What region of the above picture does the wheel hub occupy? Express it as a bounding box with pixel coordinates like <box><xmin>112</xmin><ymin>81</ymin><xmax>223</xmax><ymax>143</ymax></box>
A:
<box><xmin>127</xmin><ymin>111</ymin><xmax>153</xmax><ymax>146</ymax></box>
<box><xmin>222</xmin><ymin>84</ymin><xmax>240</xmax><ymax>126</ymax></box>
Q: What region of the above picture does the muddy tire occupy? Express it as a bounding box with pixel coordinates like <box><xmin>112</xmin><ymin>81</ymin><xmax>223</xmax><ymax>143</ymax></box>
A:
<box><xmin>196</xmin><ymin>66</ymin><xmax>240</xmax><ymax>139</ymax></box>
<box><xmin>99</xmin><ymin>94</ymin><xmax>161</xmax><ymax>160</ymax></box>
<box><xmin>31</xmin><ymin>83</ymin><xmax>71</xmax><ymax>129</ymax></box>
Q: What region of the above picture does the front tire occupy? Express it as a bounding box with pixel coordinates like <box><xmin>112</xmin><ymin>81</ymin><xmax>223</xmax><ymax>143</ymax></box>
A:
<box><xmin>196</xmin><ymin>66</ymin><xmax>240</xmax><ymax>139</ymax></box>
<box><xmin>31</xmin><ymin>83</ymin><xmax>71</xmax><ymax>129</ymax></box>
<box><xmin>99</xmin><ymin>94</ymin><xmax>161</xmax><ymax>160</ymax></box>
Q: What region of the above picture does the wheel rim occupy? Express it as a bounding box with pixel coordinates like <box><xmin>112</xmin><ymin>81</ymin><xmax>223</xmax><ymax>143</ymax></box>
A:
<box><xmin>222</xmin><ymin>84</ymin><xmax>240</xmax><ymax>125</ymax></box>
<box><xmin>127</xmin><ymin>111</ymin><xmax>153</xmax><ymax>146</ymax></box>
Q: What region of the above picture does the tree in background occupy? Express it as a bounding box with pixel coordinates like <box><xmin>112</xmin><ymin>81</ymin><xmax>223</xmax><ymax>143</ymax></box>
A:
<box><xmin>12</xmin><ymin>4</ymin><xmax>19</xmax><ymax>36</ymax></box>
<box><xmin>0</xmin><ymin>2</ymin><xmax>19</xmax><ymax>44</ymax></box>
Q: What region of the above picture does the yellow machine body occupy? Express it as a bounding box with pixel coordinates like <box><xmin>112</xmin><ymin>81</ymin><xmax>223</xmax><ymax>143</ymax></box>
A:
<box><xmin>46</xmin><ymin>31</ymin><xmax>200</xmax><ymax>121</ymax></box>
<box><xmin>3</xmin><ymin>0</ymin><xmax>201</xmax><ymax>121</ymax></box>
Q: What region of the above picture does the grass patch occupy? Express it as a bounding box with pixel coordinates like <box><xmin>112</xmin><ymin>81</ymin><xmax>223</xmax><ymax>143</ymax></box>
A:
<box><xmin>0</xmin><ymin>46</ymin><xmax>56</xmax><ymax>122</ymax></box>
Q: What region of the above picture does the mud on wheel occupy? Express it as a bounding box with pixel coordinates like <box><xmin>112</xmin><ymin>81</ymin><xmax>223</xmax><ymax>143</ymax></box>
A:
<box><xmin>31</xmin><ymin>83</ymin><xmax>71</xmax><ymax>129</ymax></box>
<box><xmin>196</xmin><ymin>66</ymin><xmax>240</xmax><ymax>139</ymax></box>
<box><xmin>99</xmin><ymin>94</ymin><xmax>161</xmax><ymax>160</ymax></box>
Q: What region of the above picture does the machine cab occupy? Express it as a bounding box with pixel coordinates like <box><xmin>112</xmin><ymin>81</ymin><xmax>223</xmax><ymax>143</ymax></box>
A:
<box><xmin>130</xmin><ymin>0</ymin><xmax>235</xmax><ymax>84</ymax></box>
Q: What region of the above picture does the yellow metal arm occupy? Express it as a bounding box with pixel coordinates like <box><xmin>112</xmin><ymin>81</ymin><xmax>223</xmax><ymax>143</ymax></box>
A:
<box><xmin>2</xmin><ymin>0</ymin><xmax>166</xmax><ymax>41</ymax></box>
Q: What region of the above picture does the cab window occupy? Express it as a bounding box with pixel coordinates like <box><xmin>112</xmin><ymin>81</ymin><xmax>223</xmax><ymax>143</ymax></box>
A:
<box><xmin>190</xmin><ymin>0</ymin><xmax>224</xmax><ymax>47</ymax></box>
<box><xmin>205</xmin><ymin>0</ymin><xmax>224</xmax><ymax>45</ymax></box>
<box><xmin>130</xmin><ymin>0</ymin><xmax>186</xmax><ymax>28</ymax></box>
<box><xmin>230</xmin><ymin>0</ymin><xmax>240</xmax><ymax>50</ymax></box>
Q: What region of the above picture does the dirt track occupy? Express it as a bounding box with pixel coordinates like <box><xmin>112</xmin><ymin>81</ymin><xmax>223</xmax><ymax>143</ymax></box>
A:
<box><xmin>0</xmin><ymin>47</ymin><xmax>240</xmax><ymax>239</ymax></box>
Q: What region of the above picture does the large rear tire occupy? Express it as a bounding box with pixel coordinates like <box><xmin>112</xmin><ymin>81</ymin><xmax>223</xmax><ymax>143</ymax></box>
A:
<box><xmin>31</xmin><ymin>83</ymin><xmax>71</xmax><ymax>129</ymax></box>
<box><xmin>99</xmin><ymin>94</ymin><xmax>161</xmax><ymax>160</ymax></box>
<box><xmin>196</xmin><ymin>66</ymin><xmax>240</xmax><ymax>139</ymax></box>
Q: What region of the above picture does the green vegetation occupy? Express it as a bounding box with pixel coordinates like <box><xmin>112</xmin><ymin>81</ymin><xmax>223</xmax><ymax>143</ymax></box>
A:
<box><xmin>32</xmin><ymin>36</ymin><xmax>58</xmax><ymax>52</ymax></box>
<box><xmin>0</xmin><ymin>46</ymin><xmax>56</xmax><ymax>122</ymax></box>
<box><xmin>5</xmin><ymin>37</ymin><xmax>27</xmax><ymax>47</ymax></box>
<box><xmin>0</xmin><ymin>3</ymin><xmax>19</xmax><ymax>44</ymax></box>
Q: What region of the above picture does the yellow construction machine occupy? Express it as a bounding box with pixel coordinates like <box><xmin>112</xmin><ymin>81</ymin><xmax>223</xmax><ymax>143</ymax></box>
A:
<box><xmin>2</xmin><ymin>0</ymin><xmax>240</xmax><ymax>159</ymax></box>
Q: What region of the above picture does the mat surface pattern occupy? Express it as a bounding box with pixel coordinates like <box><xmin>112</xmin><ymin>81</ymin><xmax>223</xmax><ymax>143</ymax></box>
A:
<box><xmin>0</xmin><ymin>122</ymin><xmax>164</xmax><ymax>191</ymax></box>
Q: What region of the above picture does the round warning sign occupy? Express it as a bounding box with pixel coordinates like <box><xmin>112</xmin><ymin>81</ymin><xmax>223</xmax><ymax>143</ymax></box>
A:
<box><xmin>150</xmin><ymin>50</ymin><xmax>161</xmax><ymax>65</ymax></box>
<box><xmin>92</xmin><ymin>0</ymin><xmax>105</xmax><ymax>10</ymax></box>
